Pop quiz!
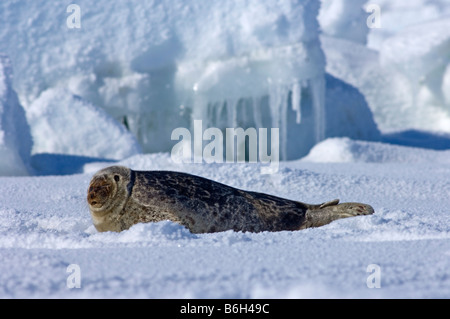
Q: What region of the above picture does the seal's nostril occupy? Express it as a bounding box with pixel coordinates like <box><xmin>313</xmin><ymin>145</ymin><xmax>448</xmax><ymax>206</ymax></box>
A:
<box><xmin>91</xmin><ymin>201</ymin><xmax>97</xmax><ymax>205</ymax></box>
<box><xmin>90</xmin><ymin>194</ymin><xmax>94</xmax><ymax>199</ymax></box>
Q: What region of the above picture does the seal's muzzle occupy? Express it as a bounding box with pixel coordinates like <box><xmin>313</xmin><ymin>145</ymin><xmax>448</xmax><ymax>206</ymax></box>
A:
<box><xmin>87</xmin><ymin>177</ymin><xmax>112</xmax><ymax>208</ymax></box>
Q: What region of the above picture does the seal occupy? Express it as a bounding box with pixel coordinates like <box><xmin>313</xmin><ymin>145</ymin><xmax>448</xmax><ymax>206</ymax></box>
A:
<box><xmin>87</xmin><ymin>165</ymin><xmax>374</xmax><ymax>233</ymax></box>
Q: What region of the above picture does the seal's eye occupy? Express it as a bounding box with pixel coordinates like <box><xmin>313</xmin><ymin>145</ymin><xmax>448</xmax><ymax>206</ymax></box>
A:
<box><xmin>114</xmin><ymin>175</ymin><xmax>120</xmax><ymax>182</ymax></box>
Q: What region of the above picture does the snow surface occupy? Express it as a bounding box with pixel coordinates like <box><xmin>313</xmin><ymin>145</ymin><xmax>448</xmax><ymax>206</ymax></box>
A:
<box><xmin>1</xmin><ymin>143</ymin><xmax>449</xmax><ymax>298</ymax></box>
<box><xmin>302</xmin><ymin>137</ymin><xmax>450</xmax><ymax>164</ymax></box>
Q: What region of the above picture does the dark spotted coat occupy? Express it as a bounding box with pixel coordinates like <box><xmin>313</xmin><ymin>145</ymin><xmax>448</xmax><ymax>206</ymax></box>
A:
<box><xmin>88</xmin><ymin>166</ymin><xmax>374</xmax><ymax>233</ymax></box>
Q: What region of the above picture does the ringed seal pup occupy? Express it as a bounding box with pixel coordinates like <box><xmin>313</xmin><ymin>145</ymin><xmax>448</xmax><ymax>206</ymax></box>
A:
<box><xmin>87</xmin><ymin>166</ymin><xmax>374</xmax><ymax>233</ymax></box>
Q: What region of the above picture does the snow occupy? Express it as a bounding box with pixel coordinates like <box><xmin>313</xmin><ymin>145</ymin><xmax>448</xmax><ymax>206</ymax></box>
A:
<box><xmin>0</xmin><ymin>55</ymin><xmax>32</xmax><ymax>176</ymax></box>
<box><xmin>324</xmin><ymin>74</ymin><xmax>380</xmax><ymax>142</ymax></box>
<box><xmin>0</xmin><ymin>0</ymin><xmax>327</xmax><ymax>157</ymax></box>
<box><xmin>320</xmin><ymin>1</ymin><xmax>450</xmax><ymax>134</ymax></box>
<box><xmin>366</xmin><ymin>0</ymin><xmax>450</xmax><ymax>50</ymax></box>
<box><xmin>302</xmin><ymin>137</ymin><xmax>450</xmax><ymax>164</ymax></box>
<box><xmin>0</xmin><ymin>0</ymin><xmax>450</xmax><ymax>299</ymax></box>
<box><xmin>1</xmin><ymin>148</ymin><xmax>449</xmax><ymax>298</ymax></box>
<box><xmin>26</xmin><ymin>87</ymin><xmax>142</xmax><ymax>160</ymax></box>
<box><xmin>318</xmin><ymin>0</ymin><xmax>369</xmax><ymax>44</ymax></box>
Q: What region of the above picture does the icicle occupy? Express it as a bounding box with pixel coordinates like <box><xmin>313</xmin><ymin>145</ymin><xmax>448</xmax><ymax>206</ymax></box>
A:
<box><xmin>252</xmin><ymin>96</ymin><xmax>263</xmax><ymax>129</ymax></box>
<box><xmin>291</xmin><ymin>79</ymin><xmax>301</xmax><ymax>124</ymax></box>
<box><xmin>268</xmin><ymin>83</ymin><xmax>289</xmax><ymax>160</ymax></box>
<box><xmin>192</xmin><ymin>94</ymin><xmax>209</xmax><ymax>141</ymax></box>
<box><xmin>279</xmin><ymin>85</ymin><xmax>289</xmax><ymax>161</ymax></box>
<box><xmin>225</xmin><ymin>98</ymin><xmax>238</xmax><ymax>128</ymax></box>
<box><xmin>268</xmin><ymin>84</ymin><xmax>280</xmax><ymax>139</ymax></box>
<box><xmin>309</xmin><ymin>75</ymin><xmax>326</xmax><ymax>144</ymax></box>
<box><xmin>216</xmin><ymin>101</ymin><xmax>225</xmax><ymax>127</ymax></box>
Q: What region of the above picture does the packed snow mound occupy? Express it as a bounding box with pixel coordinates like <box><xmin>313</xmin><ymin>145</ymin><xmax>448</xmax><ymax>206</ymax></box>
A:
<box><xmin>301</xmin><ymin>137</ymin><xmax>450</xmax><ymax>164</ymax></box>
<box><xmin>379</xmin><ymin>18</ymin><xmax>450</xmax><ymax>129</ymax></box>
<box><xmin>380</xmin><ymin>18</ymin><xmax>450</xmax><ymax>81</ymax></box>
<box><xmin>0</xmin><ymin>0</ymin><xmax>329</xmax><ymax>158</ymax></box>
<box><xmin>26</xmin><ymin>88</ymin><xmax>142</xmax><ymax>160</ymax></box>
<box><xmin>318</xmin><ymin>1</ymin><xmax>450</xmax><ymax>135</ymax></box>
<box><xmin>366</xmin><ymin>0</ymin><xmax>450</xmax><ymax>50</ymax></box>
<box><xmin>321</xmin><ymin>34</ymin><xmax>450</xmax><ymax>134</ymax></box>
<box><xmin>318</xmin><ymin>0</ymin><xmax>369</xmax><ymax>44</ymax></box>
<box><xmin>0</xmin><ymin>54</ymin><xmax>32</xmax><ymax>176</ymax></box>
<box><xmin>324</xmin><ymin>74</ymin><xmax>380</xmax><ymax>141</ymax></box>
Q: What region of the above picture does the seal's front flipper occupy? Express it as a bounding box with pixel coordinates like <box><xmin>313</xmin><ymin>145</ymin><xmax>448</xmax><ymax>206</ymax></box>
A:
<box><xmin>303</xmin><ymin>202</ymin><xmax>374</xmax><ymax>229</ymax></box>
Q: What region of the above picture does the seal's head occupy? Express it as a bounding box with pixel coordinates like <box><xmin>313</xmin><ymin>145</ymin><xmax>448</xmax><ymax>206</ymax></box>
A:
<box><xmin>87</xmin><ymin>166</ymin><xmax>133</xmax><ymax>231</ymax></box>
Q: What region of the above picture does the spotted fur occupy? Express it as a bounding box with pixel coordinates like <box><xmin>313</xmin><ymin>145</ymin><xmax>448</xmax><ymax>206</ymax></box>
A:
<box><xmin>87</xmin><ymin>166</ymin><xmax>374</xmax><ymax>233</ymax></box>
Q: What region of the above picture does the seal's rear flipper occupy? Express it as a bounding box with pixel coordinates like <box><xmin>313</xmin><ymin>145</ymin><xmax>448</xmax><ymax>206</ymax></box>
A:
<box><xmin>332</xmin><ymin>202</ymin><xmax>374</xmax><ymax>218</ymax></box>
<box><xmin>303</xmin><ymin>201</ymin><xmax>374</xmax><ymax>229</ymax></box>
